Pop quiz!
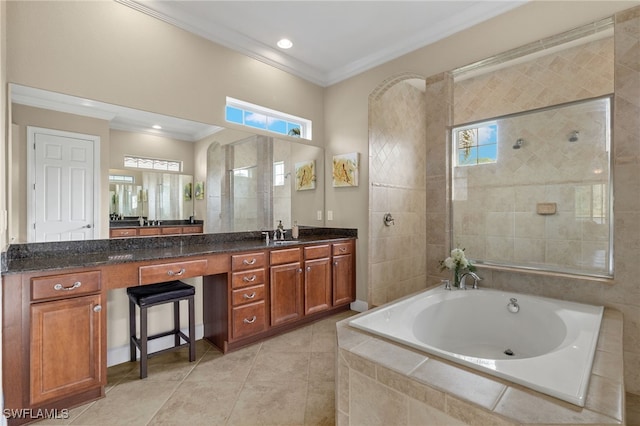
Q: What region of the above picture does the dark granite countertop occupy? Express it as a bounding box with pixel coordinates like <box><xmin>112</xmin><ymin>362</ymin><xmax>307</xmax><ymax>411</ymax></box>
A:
<box><xmin>1</xmin><ymin>227</ymin><xmax>357</xmax><ymax>274</ymax></box>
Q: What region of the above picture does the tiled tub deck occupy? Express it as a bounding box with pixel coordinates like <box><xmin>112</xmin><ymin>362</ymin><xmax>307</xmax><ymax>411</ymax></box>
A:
<box><xmin>336</xmin><ymin>308</ymin><xmax>624</xmax><ymax>425</ymax></box>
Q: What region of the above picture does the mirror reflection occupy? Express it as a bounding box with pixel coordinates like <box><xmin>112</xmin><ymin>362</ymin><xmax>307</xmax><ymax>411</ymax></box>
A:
<box><xmin>109</xmin><ymin>169</ymin><xmax>194</xmax><ymax>221</ymax></box>
<box><xmin>9</xmin><ymin>84</ymin><xmax>324</xmax><ymax>243</ymax></box>
<box><xmin>451</xmin><ymin>96</ymin><xmax>612</xmax><ymax>277</ymax></box>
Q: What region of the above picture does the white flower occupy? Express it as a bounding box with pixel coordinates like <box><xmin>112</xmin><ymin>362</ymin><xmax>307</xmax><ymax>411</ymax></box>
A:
<box><xmin>460</xmin><ymin>258</ymin><xmax>469</xmax><ymax>269</ymax></box>
<box><xmin>451</xmin><ymin>248</ymin><xmax>465</xmax><ymax>261</ymax></box>
<box><xmin>443</xmin><ymin>257</ymin><xmax>455</xmax><ymax>269</ymax></box>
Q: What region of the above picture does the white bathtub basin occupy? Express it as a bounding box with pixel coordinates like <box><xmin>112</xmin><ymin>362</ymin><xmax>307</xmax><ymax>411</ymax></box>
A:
<box><xmin>349</xmin><ymin>287</ymin><xmax>604</xmax><ymax>406</ymax></box>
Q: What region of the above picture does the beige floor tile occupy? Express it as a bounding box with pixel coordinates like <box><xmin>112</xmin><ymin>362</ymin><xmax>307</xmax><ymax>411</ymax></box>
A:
<box><xmin>227</xmin><ymin>380</ymin><xmax>308</xmax><ymax>426</ymax></box>
<box><xmin>247</xmin><ymin>350</ymin><xmax>311</xmax><ymax>383</ymax></box>
<box><xmin>259</xmin><ymin>326</ymin><xmax>313</xmax><ymax>353</ymax></box>
<box><xmin>305</xmin><ymin>380</ymin><xmax>336</xmax><ymax>426</ymax></box>
<box><xmin>149</xmin><ymin>380</ymin><xmax>244</xmax><ymax>425</ymax></box>
<box><xmin>627</xmin><ymin>392</ymin><xmax>640</xmax><ymax>425</ymax></box>
<box><xmin>309</xmin><ymin>351</ymin><xmax>335</xmax><ymax>382</ymax></box>
<box><xmin>184</xmin><ymin>343</ymin><xmax>260</xmax><ymax>383</ymax></box>
<box><xmin>70</xmin><ymin>380</ymin><xmax>179</xmax><ymax>425</ymax></box>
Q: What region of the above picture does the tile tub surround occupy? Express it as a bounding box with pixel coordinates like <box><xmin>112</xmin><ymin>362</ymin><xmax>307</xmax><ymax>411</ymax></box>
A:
<box><xmin>336</xmin><ymin>306</ymin><xmax>624</xmax><ymax>425</ymax></box>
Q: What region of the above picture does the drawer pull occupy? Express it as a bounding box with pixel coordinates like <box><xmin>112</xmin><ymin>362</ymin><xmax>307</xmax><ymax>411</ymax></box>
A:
<box><xmin>53</xmin><ymin>281</ymin><xmax>82</xmax><ymax>291</ymax></box>
<box><xmin>243</xmin><ymin>292</ymin><xmax>257</xmax><ymax>300</ymax></box>
<box><xmin>243</xmin><ymin>316</ymin><xmax>257</xmax><ymax>324</ymax></box>
<box><xmin>242</xmin><ymin>258</ymin><xmax>257</xmax><ymax>265</ymax></box>
<box><xmin>93</xmin><ymin>305</ymin><xmax>102</xmax><ymax>313</ymax></box>
<box><xmin>243</xmin><ymin>275</ymin><xmax>257</xmax><ymax>282</ymax></box>
<box><xmin>167</xmin><ymin>268</ymin><xmax>186</xmax><ymax>276</ymax></box>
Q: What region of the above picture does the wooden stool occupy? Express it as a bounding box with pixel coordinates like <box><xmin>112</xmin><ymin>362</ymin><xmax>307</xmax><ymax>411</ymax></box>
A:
<box><xmin>127</xmin><ymin>280</ymin><xmax>195</xmax><ymax>379</ymax></box>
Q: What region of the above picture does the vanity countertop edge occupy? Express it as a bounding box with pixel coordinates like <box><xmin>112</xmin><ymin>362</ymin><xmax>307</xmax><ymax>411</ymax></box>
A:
<box><xmin>1</xmin><ymin>227</ymin><xmax>358</xmax><ymax>275</ymax></box>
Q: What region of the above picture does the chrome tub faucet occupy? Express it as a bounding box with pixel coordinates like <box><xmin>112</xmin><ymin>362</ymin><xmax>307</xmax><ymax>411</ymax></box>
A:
<box><xmin>459</xmin><ymin>272</ymin><xmax>482</xmax><ymax>289</ymax></box>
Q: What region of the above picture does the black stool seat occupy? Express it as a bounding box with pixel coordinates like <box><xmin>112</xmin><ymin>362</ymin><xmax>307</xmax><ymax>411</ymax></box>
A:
<box><xmin>127</xmin><ymin>280</ymin><xmax>196</xmax><ymax>379</ymax></box>
<box><xmin>127</xmin><ymin>281</ymin><xmax>195</xmax><ymax>307</ymax></box>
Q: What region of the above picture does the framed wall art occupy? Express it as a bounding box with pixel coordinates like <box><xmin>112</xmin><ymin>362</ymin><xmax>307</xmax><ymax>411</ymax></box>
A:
<box><xmin>332</xmin><ymin>152</ymin><xmax>359</xmax><ymax>187</ymax></box>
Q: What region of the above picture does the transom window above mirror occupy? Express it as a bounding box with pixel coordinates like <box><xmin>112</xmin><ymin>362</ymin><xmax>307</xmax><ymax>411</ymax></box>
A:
<box><xmin>225</xmin><ymin>96</ymin><xmax>312</xmax><ymax>140</ymax></box>
<box><xmin>124</xmin><ymin>156</ymin><xmax>182</xmax><ymax>172</ymax></box>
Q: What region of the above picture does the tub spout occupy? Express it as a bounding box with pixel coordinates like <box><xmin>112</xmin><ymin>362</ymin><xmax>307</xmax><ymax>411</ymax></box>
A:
<box><xmin>459</xmin><ymin>272</ymin><xmax>481</xmax><ymax>290</ymax></box>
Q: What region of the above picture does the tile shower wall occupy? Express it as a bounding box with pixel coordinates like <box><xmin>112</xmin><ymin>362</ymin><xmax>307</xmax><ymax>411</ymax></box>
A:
<box><xmin>452</xmin><ymin>99</ymin><xmax>611</xmax><ymax>275</ymax></box>
<box><xmin>369</xmin><ymin>78</ymin><xmax>427</xmax><ymax>307</ymax></box>
<box><xmin>428</xmin><ymin>8</ymin><xmax>640</xmax><ymax>394</ymax></box>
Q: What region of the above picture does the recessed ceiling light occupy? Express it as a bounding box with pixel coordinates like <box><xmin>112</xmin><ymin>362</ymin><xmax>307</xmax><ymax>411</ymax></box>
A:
<box><xmin>277</xmin><ymin>38</ymin><xmax>293</xmax><ymax>49</ymax></box>
<box><xmin>152</xmin><ymin>124</ymin><xmax>162</xmax><ymax>130</ymax></box>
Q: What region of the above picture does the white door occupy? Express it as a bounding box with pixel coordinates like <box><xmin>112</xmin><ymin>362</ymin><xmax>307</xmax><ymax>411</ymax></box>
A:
<box><xmin>28</xmin><ymin>127</ymin><xmax>100</xmax><ymax>242</ymax></box>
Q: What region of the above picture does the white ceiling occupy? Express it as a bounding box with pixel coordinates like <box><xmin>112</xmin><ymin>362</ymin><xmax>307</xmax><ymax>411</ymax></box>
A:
<box><xmin>118</xmin><ymin>0</ymin><xmax>528</xmax><ymax>87</ymax></box>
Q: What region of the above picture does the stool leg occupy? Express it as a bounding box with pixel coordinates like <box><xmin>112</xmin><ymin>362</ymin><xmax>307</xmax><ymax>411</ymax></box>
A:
<box><xmin>129</xmin><ymin>300</ymin><xmax>136</xmax><ymax>362</ymax></box>
<box><xmin>173</xmin><ymin>300</ymin><xmax>181</xmax><ymax>347</ymax></box>
<box><xmin>188</xmin><ymin>296</ymin><xmax>195</xmax><ymax>362</ymax></box>
<box><xmin>140</xmin><ymin>305</ymin><xmax>148</xmax><ymax>379</ymax></box>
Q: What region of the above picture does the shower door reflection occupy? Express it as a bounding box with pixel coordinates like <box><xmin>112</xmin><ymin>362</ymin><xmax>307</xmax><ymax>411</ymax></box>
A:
<box><xmin>231</xmin><ymin>166</ymin><xmax>259</xmax><ymax>231</ymax></box>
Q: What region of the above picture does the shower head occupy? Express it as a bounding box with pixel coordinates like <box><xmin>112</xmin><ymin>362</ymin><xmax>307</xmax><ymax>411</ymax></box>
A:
<box><xmin>513</xmin><ymin>138</ymin><xmax>524</xmax><ymax>149</ymax></box>
<box><xmin>569</xmin><ymin>131</ymin><xmax>579</xmax><ymax>142</ymax></box>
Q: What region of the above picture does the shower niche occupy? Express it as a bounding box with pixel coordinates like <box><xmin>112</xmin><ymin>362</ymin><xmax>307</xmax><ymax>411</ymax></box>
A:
<box><xmin>451</xmin><ymin>95</ymin><xmax>612</xmax><ymax>277</ymax></box>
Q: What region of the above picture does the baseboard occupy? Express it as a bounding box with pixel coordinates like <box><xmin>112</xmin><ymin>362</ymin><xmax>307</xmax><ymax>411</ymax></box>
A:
<box><xmin>107</xmin><ymin>324</ymin><xmax>204</xmax><ymax>367</ymax></box>
<box><xmin>350</xmin><ymin>299</ymin><xmax>368</xmax><ymax>312</ymax></box>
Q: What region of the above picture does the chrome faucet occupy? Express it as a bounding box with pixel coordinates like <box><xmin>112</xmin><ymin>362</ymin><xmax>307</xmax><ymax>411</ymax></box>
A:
<box><xmin>459</xmin><ymin>271</ymin><xmax>482</xmax><ymax>290</ymax></box>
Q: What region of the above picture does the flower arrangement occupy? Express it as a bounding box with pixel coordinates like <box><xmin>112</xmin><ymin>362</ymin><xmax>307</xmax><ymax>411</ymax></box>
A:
<box><xmin>440</xmin><ymin>247</ymin><xmax>475</xmax><ymax>287</ymax></box>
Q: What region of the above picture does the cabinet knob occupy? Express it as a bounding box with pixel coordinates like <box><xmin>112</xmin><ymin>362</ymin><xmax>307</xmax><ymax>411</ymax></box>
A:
<box><xmin>297</xmin><ymin>268</ymin><xmax>303</xmax><ymax>273</ymax></box>
<box><xmin>306</xmin><ymin>266</ymin><xmax>311</xmax><ymax>272</ymax></box>
<box><xmin>93</xmin><ymin>305</ymin><xmax>102</xmax><ymax>313</ymax></box>
<box><xmin>334</xmin><ymin>261</ymin><xmax>338</xmax><ymax>266</ymax></box>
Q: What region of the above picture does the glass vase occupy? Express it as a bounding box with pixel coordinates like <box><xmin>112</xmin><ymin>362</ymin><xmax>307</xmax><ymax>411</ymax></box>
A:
<box><xmin>454</xmin><ymin>268</ymin><xmax>461</xmax><ymax>288</ymax></box>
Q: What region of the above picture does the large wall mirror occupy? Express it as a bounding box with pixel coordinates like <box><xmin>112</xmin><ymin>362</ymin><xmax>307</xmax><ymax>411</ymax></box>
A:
<box><xmin>9</xmin><ymin>84</ymin><xmax>325</xmax><ymax>243</ymax></box>
<box><xmin>452</xmin><ymin>96</ymin><xmax>612</xmax><ymax>277</ymax></box>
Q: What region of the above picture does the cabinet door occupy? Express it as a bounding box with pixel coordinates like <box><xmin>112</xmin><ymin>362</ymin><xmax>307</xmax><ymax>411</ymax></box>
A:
<box><xmin>270</xmin><ymin>262</ymin><xmax>303</xmax><ymax>326</ymax></box>
<box><xmin>304</xmin><ymin>257</ymin><xmax>332</xmax><ymax>315</ymax></box>
<box><xmin>30</xmin><ymin>294</ymin><xmax>104</xmax><ymax>405</ymax></box>
<box><xmin>333</xmin><ymin>253</ymin><xmax>355</xmax><ymax>306</ymax></box>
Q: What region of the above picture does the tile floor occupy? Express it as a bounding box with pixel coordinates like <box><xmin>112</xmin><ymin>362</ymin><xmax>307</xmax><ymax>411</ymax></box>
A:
<box><xmin>34</xmin><ymin>310</ymin><xmax>640</xmax><ymax>426</ymax></box>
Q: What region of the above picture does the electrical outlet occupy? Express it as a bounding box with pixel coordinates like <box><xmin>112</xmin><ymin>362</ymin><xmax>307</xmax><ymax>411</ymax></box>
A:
<box><xmin>316</xmin><ymin>210</ymin><xmax>322</xmax><ymax>221</ymax></box>
<box><xmin>327</xmin><ymin>210</ymin><xmax>333</xmax><ymax>221</ymax></box>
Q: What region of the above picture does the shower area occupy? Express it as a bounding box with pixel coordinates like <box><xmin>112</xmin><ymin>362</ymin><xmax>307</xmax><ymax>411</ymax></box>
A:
<box><xmin>368</xmin><ymin>75</ymin><xmax>428</xmax><ymax>307</ymax></box>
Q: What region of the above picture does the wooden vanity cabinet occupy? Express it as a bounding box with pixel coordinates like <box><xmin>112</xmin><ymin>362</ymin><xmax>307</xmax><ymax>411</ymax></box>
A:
<box><xmin>332</xmin><ymin>241</ymin><xmax>355</xmax><ymax>306</ymax></box>
<box><xmin>303</xmin><ymin>245</ymin><xmax>332</xmax><ymax>315</ymax></box>
<box><xmin>110</xmin><ymin>225</ymin><xmax>203</xmax><ymax>238</ymax></box>
<box><xmin>230</xmin><ymin>252</ymin><xmax>268</xmax><ymax>340</ymax></box>
<box><xmin>270</xmin><ymin>248</ymin><xmax>303</xmax><ymax>327</ymax></box>
<box><xmin>29</xmin><ymin>271</ymin><xmax>105</xmax><ymax>406</ymax></box>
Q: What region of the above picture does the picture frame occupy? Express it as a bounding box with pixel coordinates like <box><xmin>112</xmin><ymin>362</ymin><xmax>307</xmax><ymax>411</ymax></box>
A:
<box><xmin>332</xmin><ymin>152</ymin><xmax>359</xmax><ymax>187</ymax></box>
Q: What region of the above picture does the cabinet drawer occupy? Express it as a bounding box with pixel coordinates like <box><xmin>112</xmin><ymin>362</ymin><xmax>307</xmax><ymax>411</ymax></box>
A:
<box><xmin>232</xmin><ymin>284</ymin><xmax>265</xmax><ymax>306</ymax></box>
<box><xmin>161</xmin><ymin>227</ymin><xmax>182</xmax><ymax>235</ymax></box>
<box><xmin>232</xmin><ymin>301</ymin><xmax>266</xmax><ymax>339</ymax></box>
<box><xmin>232</xmin><ymin>268</ymin><xmax>266</xmax><ymax>289</ymax></box>
<box><xmin>333</xmin><ymin>242</ymin><xmax>353</xmax><ymax>256</ymax></box>
<box><xmin>110</xmin><ymin>228</ymin><xmax>137</xmax><ymax>238</ymax></box>
<box><xmin>232</xmin><ymin>252</ymin><xmax>266</xmax><ymax>271</ymax></box>
<box><xmin>138</xmin><ymin>227</ymin><xmax>161</xmax><ymax>236</ymax></box>
<box><xmin>138</xmin><ymin>259</ymin><xmax>208</xmax><ymax>284</ymax></box>
<box><xmin>304</xmin><ymin>244</ymin><xmax>331</xmax><ymax>260</ymax></box>
<box><xmin>31</xmin><ymin>271</ymin><xmax>101</xmax><ymax>301</ymax></box>
<box><xmin>270</xmin><ymin>248</ymin><xmax>301</xmax><ymax>265</ymax></box>
<box><xmin>182</xmin><ymin>225</ymin><xmax>203</xmax><ymax>234</ymax></box>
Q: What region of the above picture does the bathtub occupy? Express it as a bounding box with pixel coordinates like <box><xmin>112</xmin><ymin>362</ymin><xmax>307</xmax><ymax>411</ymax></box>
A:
<box><xmin>349</xmin><ymin>286</ymin><xmax>604</xmax><ymax>407</ymax></box>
